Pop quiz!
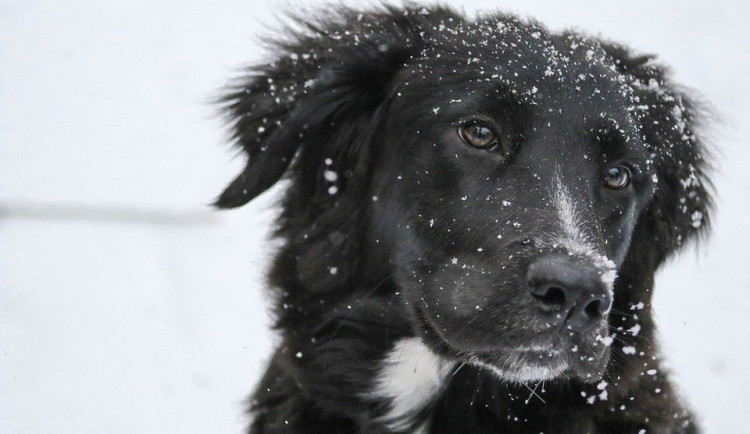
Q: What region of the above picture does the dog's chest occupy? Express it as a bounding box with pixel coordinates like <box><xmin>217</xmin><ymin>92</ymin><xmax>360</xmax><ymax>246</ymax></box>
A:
<box><xmin>368</xmin><ymin>338</ymin><xmax>453</xmax><ymax>432</ymax></box>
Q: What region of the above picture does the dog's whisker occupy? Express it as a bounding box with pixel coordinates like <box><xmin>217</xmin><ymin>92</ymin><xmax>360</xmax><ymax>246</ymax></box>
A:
<box><xmin>523</xmin><ymin>380</ymin><xmax>546</xmax><ymax>405</ymax></box>
<box><xmin>452</xmin><ymin>361</ymin><xmax>467</xmax><ymax>376</ymax></box>
<box><xmin>606</xmin><ymin>347</ymin><xmax>629</xmax><ymax>369</ymax></box>
<box><xmin>383</xmin><ymin>290</ymin><xmax>401</xmax><ymax>347</ymax></box>
<box><xmin>469</xmin><ymin>370</ymin><xmax>485</xmax><ymax>409</ymax></box>
<box><xmin>610</xmin><ymin>309</ymin><xmax>639</xmax><ymax>319</ymax></box>
<box><xmin>325</xmin><ymin>274</ymin><xmax>395</xmax><ymax>346</ymax></box>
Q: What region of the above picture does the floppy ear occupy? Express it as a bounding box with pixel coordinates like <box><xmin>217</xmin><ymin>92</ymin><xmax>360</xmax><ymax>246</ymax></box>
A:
<box><xmin>601</xmin><ymin>43</ymin><xmax>713</xmax><ymax>269</ymax></box>
<box><xmin>214</xmin><ymin>7</ymin><xmax>456</xmax><ymax>292</ymax></box>
<box><xmin>214</xmin><ymin>8</ymin><xmax>429</xmax><ymax>209</ymax></box>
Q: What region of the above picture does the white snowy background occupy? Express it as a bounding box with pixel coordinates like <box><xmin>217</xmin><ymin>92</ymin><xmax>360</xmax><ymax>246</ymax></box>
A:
<box><xmin>1</xmin><ymin>0</ymin><xmax>748</xmax><ymax>432</ymax></box>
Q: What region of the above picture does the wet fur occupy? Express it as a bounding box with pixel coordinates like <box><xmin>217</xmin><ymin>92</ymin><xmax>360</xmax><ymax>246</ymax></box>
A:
<box><xmin>215</xmin><ymin>5</ymin><xmax>711</xmax><ymax>433</ymax></box>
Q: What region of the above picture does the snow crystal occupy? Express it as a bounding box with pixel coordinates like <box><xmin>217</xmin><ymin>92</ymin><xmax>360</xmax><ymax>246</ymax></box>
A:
<box><xmin>329</xmin><ymin>267</ymin><xmax>338</xmax><ymax>275</ymax></box>
<box><xmin>628</xmin><ymin>324</ymin><xmax>641</xmax><ymax>336</ymax></box>
<box><xmin>323</xmin><ymin>170</ymin><xmax>338</xmax><ymax>182</ymax></box>
<box><xmin>296</xmin><ymin>352</ymin><xmax>303</xmax><ymax>359</ymax></box>
<box><xmin>646</xmin><ymin>369</ymin><xmax>657</xmax><ymax>376</ymax></box>
<box><xmin>690</xmin><ymin>210</ymin><xmax>703</xmax><ymax>228</ymax></box>
<box><xmin>680</xmin><ymin>170</ymin><xmax>701</xmax><ymax>189</ymax></box>
<box><xmin>623</xmin><ymin>346</ymin><xmax>637</xmax><ymax>355</ymax></box>
<box><xmin>596</xmin><ymin>335</ymin><xmax>614</xmax><ymax>347</ymax></box>
<box><xmin>328</xmin><ymin>186</ymin><xmax>338</xmax><ymax>195</ymax></box>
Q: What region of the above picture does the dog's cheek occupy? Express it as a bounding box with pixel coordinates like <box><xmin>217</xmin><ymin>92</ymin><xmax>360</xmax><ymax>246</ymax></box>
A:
<box><xmin>414</xmin><ymin>265</ymin><xmax>531</xmax><ymax>347</ymax></box>
<box><xmin>597</xmin><ymin>195</ymin><xmax>641</xmax><ymax>266</ymax></box>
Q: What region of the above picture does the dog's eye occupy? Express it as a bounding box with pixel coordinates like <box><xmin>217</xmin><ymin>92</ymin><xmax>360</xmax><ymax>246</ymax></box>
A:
<box><xmin>458</xmin><ymin>123</ymin><xmax>499</xmax><ymax>149</ymax></box>
<box><xmin>604</xmin><ymin>165</ymin><xmax>631</xmax><ymax>189</ymax></box>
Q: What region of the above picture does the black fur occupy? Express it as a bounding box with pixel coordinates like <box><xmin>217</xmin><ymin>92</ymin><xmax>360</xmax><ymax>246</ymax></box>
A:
<box><xmin>215</xmin><ymin>5</ymin><xmax>711</xmax><ymax>433</ymax></box>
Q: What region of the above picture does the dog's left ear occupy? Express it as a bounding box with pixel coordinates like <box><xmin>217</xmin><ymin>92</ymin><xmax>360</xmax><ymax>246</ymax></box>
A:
<box><xmin>214</xmin><ymin>7</ymin><xmax>451</xmax><ymax>292</ymax></box>
<box><xmin>214</xmin><ymin>9</ymin><xmax>430</xmax><ymax>209</ymax></box>
<box><xmin>601</xmin><ymin>43</ymin><xmax>713</xmax><ymax>268</ymax></box>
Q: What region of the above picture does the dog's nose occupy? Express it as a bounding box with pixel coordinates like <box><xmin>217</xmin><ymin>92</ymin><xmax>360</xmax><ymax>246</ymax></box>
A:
<box><xmin>526</xmin><ymin>254</ymin><xmax>612</xmax><ymax>332</ymax></box>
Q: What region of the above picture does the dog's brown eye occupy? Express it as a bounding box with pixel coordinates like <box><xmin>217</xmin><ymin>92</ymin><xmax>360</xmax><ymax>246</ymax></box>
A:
<box><xmin>458</xmin><ymin>123</ymin><xmax>498</xmax><ymax>149</ymax></box>
<box><xmin>604</xmin><ymin>165</ymin><xmax>631</xmax><ymax>189</ymax></box>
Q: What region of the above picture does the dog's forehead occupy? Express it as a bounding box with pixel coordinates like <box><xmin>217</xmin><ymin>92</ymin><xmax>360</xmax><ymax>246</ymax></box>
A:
<box><xmin>413</xmin><ymin>19</ymin><xmax>633</xmax><ymax>108</ymax></box>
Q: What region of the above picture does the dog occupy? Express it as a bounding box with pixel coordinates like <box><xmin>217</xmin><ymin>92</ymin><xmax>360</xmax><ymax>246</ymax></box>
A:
<box><xmin>215</xmin><ymin>5</ymin><xmax>711</xmax><ymax>433</ymax></box>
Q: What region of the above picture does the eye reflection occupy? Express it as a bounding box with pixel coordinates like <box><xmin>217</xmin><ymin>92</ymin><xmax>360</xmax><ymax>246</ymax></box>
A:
<box><xmin>458</xmin><ymin>123</ymin><xmax>499</xmax><ymax>149</ymax></box>
<box><xmin>604</xmin><ymin>165</ymin><xmax>631</xmax><ymax>189</ymax></box>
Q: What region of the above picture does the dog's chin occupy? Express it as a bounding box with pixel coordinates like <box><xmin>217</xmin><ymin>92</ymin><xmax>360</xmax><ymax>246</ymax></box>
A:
<box><xmin>467</xmin><ymin>350</ymin><xmax>569</xmax><ymax>384</ymax></box>
<box><xmin>415</xmin><ymin>306</ymin><xmax>609</xmax><ymax>384</ymax></box>
<box><xmin>465</xmin><ymin>347</ymin><xmax>608</xmax><ymax>384</ymax></box>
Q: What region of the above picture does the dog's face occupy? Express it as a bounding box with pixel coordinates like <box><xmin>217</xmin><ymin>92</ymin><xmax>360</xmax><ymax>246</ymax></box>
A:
<box><xmin>366</xmin><ymin>35</ymin><xmax>656</xmax><ymax>383</ymax></box>
<box><xmin>216</xmin><ymin>8</ymin><xmax>710</xmax><ymax>388</ymax></box>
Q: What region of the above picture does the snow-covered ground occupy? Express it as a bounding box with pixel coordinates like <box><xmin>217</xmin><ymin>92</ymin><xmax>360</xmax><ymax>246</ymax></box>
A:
<box><xmin>1</xmin><ymin>1</ymin><xmax>748</xmax><ymax>432</ymax></box>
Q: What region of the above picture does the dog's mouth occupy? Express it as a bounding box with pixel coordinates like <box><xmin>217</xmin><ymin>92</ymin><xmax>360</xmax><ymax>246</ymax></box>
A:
<box><xmin>414</xmin><ymin>305</ymin><xmax>609</xmax><ymax>383</ymax></box>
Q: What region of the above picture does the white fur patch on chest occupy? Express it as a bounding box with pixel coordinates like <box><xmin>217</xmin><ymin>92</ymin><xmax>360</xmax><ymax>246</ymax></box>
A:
<box><xmin>368</xmin><ymin>338</ymin><xmax>452</xmax><ymax>432</ymax></box>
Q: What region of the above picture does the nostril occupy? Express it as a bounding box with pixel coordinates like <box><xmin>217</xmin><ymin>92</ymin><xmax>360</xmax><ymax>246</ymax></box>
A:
<box><xmin>583</xmin><ymin>299</ymin><xmax>602</xmax><ymax>319</ymax></box>
<box><xmin>531</xmin><ymin>285</ymin><xmax>566</xmax><ymax>308</ymax></box>
<box><xmin>583</xmin><ymin>294</ymin><xmax>612</xmax><ymax>319</ymax></box>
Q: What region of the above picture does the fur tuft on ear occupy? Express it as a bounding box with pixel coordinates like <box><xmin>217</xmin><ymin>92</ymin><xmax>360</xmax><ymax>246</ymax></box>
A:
<box><xmin>214</xmin><ymin>6</ymin><xmax>463</xmax><ymax>291</ymax></box>
<box><xmin>213</xmin><ymin>6</ymin><xmax>451</xmax><ymax>209</ymax></box>
<box><xmin>601</xmin><ymin>42</ymin><xmax>713</xmax><ymax>268</ymax></box>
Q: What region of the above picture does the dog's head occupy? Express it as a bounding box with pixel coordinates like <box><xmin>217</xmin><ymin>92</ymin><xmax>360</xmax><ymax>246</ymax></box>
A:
<box><xmin>216</xmin><ymin>7</ymin><xmax>710</xmax><ymax>384</ymax></box>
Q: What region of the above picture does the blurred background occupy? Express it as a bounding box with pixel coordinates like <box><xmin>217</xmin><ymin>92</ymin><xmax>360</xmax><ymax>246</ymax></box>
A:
<box><xmin>1</xmin><ymin>0</ymin><xmax>748</xmax><ymax>432</ymax></box>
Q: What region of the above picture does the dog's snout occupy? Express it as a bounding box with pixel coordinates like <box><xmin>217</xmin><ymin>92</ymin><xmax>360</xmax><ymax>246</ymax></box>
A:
<box><xmin>527</xmin><ymin>255</ymin><xmax>612</xmax><ymax>331</ymax></box>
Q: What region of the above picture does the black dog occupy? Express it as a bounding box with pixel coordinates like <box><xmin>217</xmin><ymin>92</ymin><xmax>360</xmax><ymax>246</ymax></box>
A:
<box><xmin>215</xmin><ymin>5</ymin><xmax>711</xmax><ymax>433</ymax></box>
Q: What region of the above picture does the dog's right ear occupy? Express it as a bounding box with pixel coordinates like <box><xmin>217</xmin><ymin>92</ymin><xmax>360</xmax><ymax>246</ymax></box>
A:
<box><xmin>599</xmin><ymin>42</ymin><xmax>713</xmax><ymax>268</ymax></box>
<box><xmin>214</xmin><ymin>7</ymin><xmax>434</xmax><ymax>209</ymax></box>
